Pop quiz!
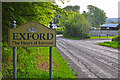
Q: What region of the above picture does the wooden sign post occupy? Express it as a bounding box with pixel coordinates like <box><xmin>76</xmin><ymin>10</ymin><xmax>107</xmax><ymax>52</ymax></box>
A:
<box><xmin>9</xmin><ymin>21</ymin><xmax>56</xmax><ymax>79</ymax></box>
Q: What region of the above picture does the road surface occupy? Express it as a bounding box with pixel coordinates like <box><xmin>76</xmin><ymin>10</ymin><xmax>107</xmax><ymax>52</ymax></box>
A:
<box><xmin>56</xmin><ymin>35</ymin><xmax>119</xmax><ymax>78</ymax></box>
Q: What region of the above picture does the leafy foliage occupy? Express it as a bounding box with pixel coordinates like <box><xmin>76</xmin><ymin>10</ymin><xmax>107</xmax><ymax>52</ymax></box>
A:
<box><xmin>2</xmin><ymin>2</ymin><xmax>63</xmax><ymax>41</ymax></box>
<box><xmin>63</xmin><ymin>13</ymin><xmax>91</xmax><ymax>38</ymax></box>
<box><xmin>112</xmin><ymin>34</ymin><xmax>120</xmax><ymax>42</ymax></box>
<box><xmin>59</xmin><ymin>11</ymin><xmax>76</xmax><ymax>27</ymax></box>
<box><xmin>83</xmin><ymin>5</ymin><xmax>106</xmax><ymax>27</ymax></box>
<box><xmin>63</xmin><ymin>5</ymin><xmax>80</xmax><ymax>13</ymax></box>
<box><xmin>54</xmin><ymin>5</ymin><xmax>80</xmax><ymax>25</ymax></box>
<box><xmin>56</xmin><ymin>27</ymin><xmax>63</xmax><ymax>34</ymax></box>
<box><xmin>2</xmin><ymin>2</ymin><xmax>76</xmax><ymax>79</ymax></box>
<box><xmin>59</xmin><ymin>5</ymin><xmax>91</xmax><ymax>38</ymax></box>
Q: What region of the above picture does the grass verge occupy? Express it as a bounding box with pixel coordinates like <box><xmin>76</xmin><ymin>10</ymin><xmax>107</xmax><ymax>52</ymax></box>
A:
<box><xmin>63</xmin><ymin>36</ymin><xmax>89</xmax><ymax>40</ymax></box>
<box><xmin>2</xmin><ymin>42</ymin><xmax>76</xmax><ymax>78</ymax></box>
<box><xmin>98</xmin><ymin>41</ymin><xmax>120</xmax><ymax>49</ymax></box>
<box><xmin>90</xmin><ymin>36</ymin><xmax>114</xmax><ymax>39</ymax></box>
<box><xmin>63</xmin><ymin>35</ymin><xmax>114</xmax><ymax>40</ymax></box>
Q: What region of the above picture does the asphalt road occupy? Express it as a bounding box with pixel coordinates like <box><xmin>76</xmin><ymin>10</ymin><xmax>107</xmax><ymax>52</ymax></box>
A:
<box><xmin>56</xmin><ymin>35</ymin><xmax>119</xmax><ymax>78</ymax></box>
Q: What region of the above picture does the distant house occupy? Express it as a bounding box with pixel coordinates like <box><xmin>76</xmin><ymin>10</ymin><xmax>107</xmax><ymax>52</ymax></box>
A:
<box><xmin>100</xmin><ymin>24</ymin><xmax>120</xmax><ymax>30</ymax></box>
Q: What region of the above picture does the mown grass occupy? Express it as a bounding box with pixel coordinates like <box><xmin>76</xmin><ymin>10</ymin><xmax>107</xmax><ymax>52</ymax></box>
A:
<box><xmin>98</xmin><ymin>41</ymin><xmax>120</xmax><ymax>49</ymax></box>
<box><xmin>63</xmin><ymin>36</ymin><xmax>89</xmax><ymax>40</ymax></box>
<box><xmin>98</xmin><ymin>35</ymin><xmax>120</xmax><ymax>49</ymax></box>
<box><xmin>90</xmin><ymin>36</ymin><xmax>114</xmax><ymax>39</ymax></box>
<box><xmin>63</xmin><ymin>36</ymin><xmax>114</xmax><ymax>40</ymax></box>
<box><xmin>2</xmin><ymin>42</ymin><xmax>76</xmax><ymax>79</ymax></box>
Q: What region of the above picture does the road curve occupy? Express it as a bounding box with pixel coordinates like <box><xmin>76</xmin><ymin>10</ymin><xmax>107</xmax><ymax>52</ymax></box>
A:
<box><xmin>56</xmin><ymin>35</ymin><xmax>119</xmax><ymax>78</ymax></box>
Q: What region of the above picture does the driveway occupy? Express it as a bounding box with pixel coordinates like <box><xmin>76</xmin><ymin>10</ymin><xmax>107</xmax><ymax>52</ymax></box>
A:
<box><xmin>56</xmin><ymin>35</ymin><xmax>119</xmax><ymax>78</ymax></box>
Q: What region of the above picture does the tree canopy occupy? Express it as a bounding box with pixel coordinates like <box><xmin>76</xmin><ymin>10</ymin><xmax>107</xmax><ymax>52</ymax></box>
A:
<box><xmin>63</xmin><ymin>5</ymin><xmax>80</xmax><ymax>13</ymax></box>
<box><xmin>2</xmin><ymin>2</ymin><xmax>64</xmax><ymax>41</ymax></box>
<box><xmin>53</xmin><ymin>5</ymin><xmax>80</xmax><ymax>24</ymax></box>
<box><xmin>62</xmin><ymin>13</ymin><xmax>91</xmax><ymax>38</ymax></box>
<box><xmin>83</xmin><ymin>5</ymin><xmax>106</xmax><ymax>27</ymax></box>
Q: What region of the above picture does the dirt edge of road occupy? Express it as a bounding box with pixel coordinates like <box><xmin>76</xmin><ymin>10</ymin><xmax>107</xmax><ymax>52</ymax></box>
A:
<box><xmin>56</xmin><ymin>46</ymin><xmax>101</xmax><ymax>79</ymax></box>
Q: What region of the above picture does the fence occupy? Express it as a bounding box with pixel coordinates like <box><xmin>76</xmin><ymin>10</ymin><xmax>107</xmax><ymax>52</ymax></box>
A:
<box><xmin>90</xmin><ymin>30</ymin><xmax>119</xmax><ymax>36</ymax></box>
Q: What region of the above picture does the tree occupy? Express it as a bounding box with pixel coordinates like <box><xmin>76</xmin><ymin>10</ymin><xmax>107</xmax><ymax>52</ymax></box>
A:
<box><xmin>58</xmin><ymin>5</ymin><xmax>80</xmax><ymax>26</ymax></box>
<box><xmin>59</xmin><ymin>11</ymin><xmax>76</xmax><ymax>27</ymax></box>
<box><xmin>83</xmin><ymin>5</ymin><xmax>106</xmax><ymax>27</ymax></box>
<box><xmin>63</xmin><ymin>5</ymin><xmax>80</xmax><ymax>13</ymax></box>
<box><xmin>2</xmin><ymin>2</ymin><xmax>64</xmax><ymax>41</ymax></box>
<box><xmin>2</xmin><ymin>1</ymin><xmax>68</xmax><ymax>78</ymax></box>
<box><xmin>63</xmin><ymin>13</ymin><xmax>91</xmax><ymax>38</ymax></box>
<box><xmin>53</xmin><ymin>14</ymin><xmax>61</xmax><ymax>24</ymax></box>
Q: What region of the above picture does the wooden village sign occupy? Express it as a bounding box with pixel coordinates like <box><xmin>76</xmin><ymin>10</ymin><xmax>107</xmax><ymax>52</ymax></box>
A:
<box><xmin>9</xmin><ymin>21</ymin><xmax>56</xmax><ymax>79</ymax></box>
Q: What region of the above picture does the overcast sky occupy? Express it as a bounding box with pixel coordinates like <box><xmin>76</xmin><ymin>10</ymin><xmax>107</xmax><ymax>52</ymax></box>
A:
<box><xmin>55</xmin><ymin>0</ymin><xmax>120</xmax><ymax>18</ymax></box>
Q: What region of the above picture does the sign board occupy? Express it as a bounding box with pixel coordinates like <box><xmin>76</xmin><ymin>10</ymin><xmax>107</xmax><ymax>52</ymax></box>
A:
<box><xmin>9</xmin><ymin>22</ymin><xmax>56</xmax><ymax>47</ymax></box>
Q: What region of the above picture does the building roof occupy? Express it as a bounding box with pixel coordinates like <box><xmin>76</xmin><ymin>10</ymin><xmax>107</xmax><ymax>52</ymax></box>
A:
<box><xmin>101</xmin><ymin>24</ymin><xmax>118</xmax><ymax>27</ymax></box>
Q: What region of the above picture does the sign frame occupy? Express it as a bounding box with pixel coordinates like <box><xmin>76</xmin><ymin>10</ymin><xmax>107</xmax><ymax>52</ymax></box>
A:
<box><xmin>8</xmin><ymin>22</ymin><xmax>56</xmax><ymax>47</ymax></box>
<box><xmin>10</xmin><ymin>21</ymin><xmax>55</xmax><ymax>79</ymax></box>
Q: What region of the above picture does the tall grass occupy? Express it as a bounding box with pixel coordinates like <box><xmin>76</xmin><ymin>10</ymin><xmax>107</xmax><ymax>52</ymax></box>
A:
<box><xmin>2</xmin><ymin>42</ymin><xmax>76</xmax><ymax>78</ymax></box>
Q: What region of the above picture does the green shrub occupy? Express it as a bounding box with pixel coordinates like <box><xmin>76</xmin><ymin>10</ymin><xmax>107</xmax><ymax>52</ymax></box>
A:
<box><xmin>57</xmin><ymin>27</ymin><xmax>63</xmax><ymax>31</ymax></box>
<box><xmin>112</xmin><ymin>34</ymin><xmax>120</xmax><ymax>42</ymax></box>
<box><xmin>63</xmin><ymin>13</ymin><xmax>91</xmax><ymax>38</ymax></box>
<box><xmin>57</xmin><ymin>31</ymin><xmax>63</xmax><ymax>34</ymax></box>
<box><xmin>56</xmin><ymin>27</ymin><xmax>63</xmax><ymax>34</ymax></box>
